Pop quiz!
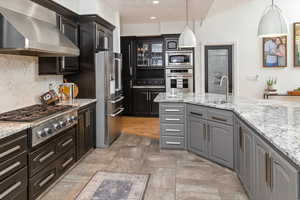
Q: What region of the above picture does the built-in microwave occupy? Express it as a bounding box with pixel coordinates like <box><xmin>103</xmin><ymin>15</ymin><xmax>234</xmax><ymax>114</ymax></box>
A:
<box><xmin>165</xmin><ymin>51</ymin><xmax>193</xmax><ymax>68</ymax></box>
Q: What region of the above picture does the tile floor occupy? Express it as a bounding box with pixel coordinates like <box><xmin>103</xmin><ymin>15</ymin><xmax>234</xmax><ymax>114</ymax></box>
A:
<box><xmin>40</xmin><ymin>134</ymin><xmax>248</xmax><ymax>200</ymax></box>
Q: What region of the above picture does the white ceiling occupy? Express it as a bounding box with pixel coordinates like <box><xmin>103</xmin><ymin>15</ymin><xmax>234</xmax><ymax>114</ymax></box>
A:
<box><xmin>105</xmin><ymin>0</ymin><xmax>215</xmax><ymax>24</ymax></box>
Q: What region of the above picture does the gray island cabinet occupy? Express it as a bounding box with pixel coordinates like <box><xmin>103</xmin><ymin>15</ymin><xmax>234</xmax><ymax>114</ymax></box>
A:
<box><xmin>156</xmin><ymin>93</ymin><xmax>300</xmax><ymax>200</ymax></box>
<box><xmin>186</xmin><ymin>104</ymin><xmax>234</xmax><ymax>169</ymax></box>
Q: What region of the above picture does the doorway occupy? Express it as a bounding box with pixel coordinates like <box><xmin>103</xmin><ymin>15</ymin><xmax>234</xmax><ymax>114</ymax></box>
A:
<box><xmin>205</xmin><ymin>45</ymin><xmax>233</xmax><ymax>94</ymax></box>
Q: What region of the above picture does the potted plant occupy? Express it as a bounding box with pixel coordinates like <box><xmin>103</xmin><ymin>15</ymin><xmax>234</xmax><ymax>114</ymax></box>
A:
<box><xmin>266</xmin><ymin>77</ymin><xmax>277</xmax><ymax>91</ymax></box>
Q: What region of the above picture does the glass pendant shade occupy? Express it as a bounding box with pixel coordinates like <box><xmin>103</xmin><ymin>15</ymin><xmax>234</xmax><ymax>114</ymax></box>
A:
<box><xmin>258</xmin><ymin>4</ymin><xmax>288</xmax><ymax>37</ymax></box>
<box><xmin>179</xmin><ymin>25</ymin><xmax>197</xmax><ymax>48</ymax></box>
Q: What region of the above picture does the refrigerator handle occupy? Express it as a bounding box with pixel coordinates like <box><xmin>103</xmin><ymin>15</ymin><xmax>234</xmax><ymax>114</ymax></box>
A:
<box><xmin>110</xmin><ymin>108</ymin><xmax>124</xmax><ymax>117</ymax></box>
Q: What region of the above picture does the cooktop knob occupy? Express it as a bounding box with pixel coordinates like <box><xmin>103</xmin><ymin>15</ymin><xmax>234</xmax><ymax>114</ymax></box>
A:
<box><xmin>37</xmin><ymin>130</ymin><xmax>46</xmax><ymax>138</ymax></box>
<box><xmin>67</xmin><ymin>117</ymin><xmax>73</xmax><ymax>123</ymax></box>
<box><xmin>59</xmin><ymin>121</ymin><xmax>66</xmax><ymax>127</ymax></box>
<box><xmin>44</xmin><ymin>128</ymin><xmax>52</xmax><ymax>135</ymax></box>
<box><xmin>53</xmin><ymin>123</ymin><xmax>61</xmax><ymax>130</ymax></box>
<box><xmin>71</xmin><ymin>116</ymin><xmax>77</xmax><ymax>121</ymax></box>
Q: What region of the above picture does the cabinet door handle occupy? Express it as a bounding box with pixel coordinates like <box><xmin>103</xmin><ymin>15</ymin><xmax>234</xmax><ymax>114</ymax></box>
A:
<box><xmin>239</xmin><ymin>127</ymin><xmax>243</xmax><ymax>152</ymax></box>
<box><xmin>166</xmin><ymin>141</ymin><xmax>181</xmax><ymax>145</ymax></box>
<box><xmin>190</xmin><ymin>112</ymin><xmax>203</xmax><ymax>117</ymax></box>
<box><xmin>129</xmin><ymin>44</ymin><xmax>132</xmax><ymax>74</ymax></box>
<box><xmin>130</xmin><ymin>80</ymin><xmax>133</xmax><ymax>88</ymax></box>
<box><xmin>165</xmin><ymin>118</ymin><xmax>180</xmax><ymax>121</ymax></box>
<box><xmin>265</xmin><ymin>152</ymin><xmax>269</xmax><ymax>186</ymax></box>
<box><xmin>62</xmin><ymin>157</ymin><xmax>74</xmax><ymax>168</ymax></box>
<box><xmin>203</xmin><ymin>125</ymin><xmax>206</xmax><ymax>140</ymax></box>
<box><xmin>207</xmin><ymin>125</ymin><xmax>210</xmax><ymax>142</ymax></box>
<box><xmin>38</xmin><ymin>173</ymin><xmax>55</xmax><ymax>188</ymax></box>
<box><xmin>269</xmin><ymin>156</ymin><xmax>273</xmax><ymax>191</ymax></box>
<box><xmin>39</xmin><ymin>151</ymin><xmax>55</xmax><ymax>163</ymax></box>
<box><xmin>0</xmin><ymin>161</ymin><xmax>21</xmax><ymax>176</ymax></box>
<box><xmin>0</xmin><ymin>145</ymin><xmax>21</xmax><ymax>159</ymax></box>
<box><xmin>0</xmin><ymin>181</ymin><xmax>21</xmax><ymax>199</ymax></box>
<box><xmin>85</xmin><ymin>110</ymin><xmax>91</xmax><ymax>128</ymax></box>
<box><xmin>165</xmin><ymin>129</ymin><xmax>180</xmax><ymax>132</ymax></box>
<box><xmin>62</xmin><ymin>138</ymin><xmax>73</xmax><ymax>147</ymax></box>
<box><xmin>211</xmin><ymin>116</ymin><xmax>227</xmax><ymax>122</ymax></box>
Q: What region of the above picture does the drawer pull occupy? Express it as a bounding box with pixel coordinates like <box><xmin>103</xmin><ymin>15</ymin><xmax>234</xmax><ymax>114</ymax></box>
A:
<box><xmin>211</xmin><ymin>116</ymin><xmax>227</xmax><ymax>122</ymax></box>
<box><xmin>165</xmin><ymin>109</ymin><xmax>180</xmax><ymax>112</ymax></box>
<box><xmin>0</xmin><ymin>161</ymin><xmax>21</xmax><ymax>176</ymax></box>
<box><xmin>190</xmin><ymin>112</ymin><xmax>203</xmax><ymax>117</ymax></box>
<box><xmin>62</xmin><ymin>157</ymin><xmax>74</xmax><ymax>168</ymax></box>
<box><xmin>39</xmin><ymin>151</ymin><xmax>55</xmax><ymax>163</ymax></box>
<box><xmin>165</xmin><ymin>129</ymin><xmax>180</xmax><ymax>132</ymax></box>
<box><xmin>0</xmin><ymin>181</ymin><xmax>21</xmax><ymax>199</ymax></box>
<box><xmin>38</xmin><ymin>173</ymin><xmax>55</xmax><ymax>188</ymax></box>
<box><xmin>166</xmin><ymin>141</ymin><xmax>181</xmax><ymax>145</ymax></box>
<box><xmin>165</xmin><ymin>118</ymin><xmax>180</xmax><ymax>121</ymax></box>
<box><xmin>62</xmin><ymin>138</ymin><xmax>73</xmax><ymax>147</ymax></box>
<box><xmin>0</xmin><ymin>146</ymin><xmax>21</xmax><ymax>159</ymax></box>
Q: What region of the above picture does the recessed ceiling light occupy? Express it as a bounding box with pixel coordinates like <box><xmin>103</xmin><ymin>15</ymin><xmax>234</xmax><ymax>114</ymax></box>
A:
<box><xmin>152</xmin><ymin>0</ymin><xmax>160</xmax><ymax>4</ymax></box>
<box><xmin>150</xmin><ymin>16</ymin><xmax>157</xmax><ymax>20</ymax></box>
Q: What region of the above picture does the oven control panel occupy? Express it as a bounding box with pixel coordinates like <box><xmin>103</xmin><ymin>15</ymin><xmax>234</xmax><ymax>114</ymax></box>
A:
<box><xmin>31</xmin><ymin>110</ymin><xmax>78</xmax><ymax>147</ymax></box>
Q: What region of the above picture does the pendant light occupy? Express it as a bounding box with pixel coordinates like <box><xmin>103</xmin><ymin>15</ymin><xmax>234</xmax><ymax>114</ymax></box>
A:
<box><xmin>258</xmin><ymin>0</ymin><xmax>288</xmax><ymax>37</ymax></box>
<box><xmin>179</xmin><ymin>0</ymin><xmax>197</xmax><ymax>48</ymax></box>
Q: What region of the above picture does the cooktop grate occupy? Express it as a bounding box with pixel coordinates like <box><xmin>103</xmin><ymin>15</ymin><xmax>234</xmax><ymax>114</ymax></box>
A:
<box><xmin>0</xmin><ymin>104</ymin><xmax>74</xmax><ymax>122</ymax></box>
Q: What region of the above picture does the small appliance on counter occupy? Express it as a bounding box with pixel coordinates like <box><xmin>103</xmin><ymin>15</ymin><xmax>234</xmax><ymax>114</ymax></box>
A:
<box><xmin>59</xmin><ymin>82</ymin><xmax>79</xmax><ymax>101</ymax></box>
<box><xmin>40</xmin><ymin>90</ymin><xmax>59</xmax><ymax>105</ymax></box>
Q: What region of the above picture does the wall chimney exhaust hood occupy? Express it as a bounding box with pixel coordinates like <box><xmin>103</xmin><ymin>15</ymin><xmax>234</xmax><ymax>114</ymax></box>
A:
<box><xmin>0</xmin><ymin>7</ymin><xmax>80</xmax><ymax>57</ymax></box>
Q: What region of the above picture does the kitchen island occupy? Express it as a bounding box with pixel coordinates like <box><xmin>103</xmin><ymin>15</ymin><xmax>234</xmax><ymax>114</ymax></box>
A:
<box><xmin>155</xmin><ymin>93</ymin><xmax>300</xmax><ymax>200</ymax></box>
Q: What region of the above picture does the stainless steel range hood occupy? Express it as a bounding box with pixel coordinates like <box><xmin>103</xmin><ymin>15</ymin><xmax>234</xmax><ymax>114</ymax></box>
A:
<box><xmin>0</xmin><ymin>6</ymin><xmax>80</xmax><ymax>57</ymax></box>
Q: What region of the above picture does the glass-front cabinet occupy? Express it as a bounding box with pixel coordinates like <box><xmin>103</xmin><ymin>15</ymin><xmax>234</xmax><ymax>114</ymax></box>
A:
<box><xmin>136</xmin><ymin>40</ymin><xmax>163</xmax><ymax>68</ymax></box>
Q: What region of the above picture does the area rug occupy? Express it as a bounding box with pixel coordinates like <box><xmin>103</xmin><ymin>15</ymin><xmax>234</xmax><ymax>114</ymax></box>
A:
<box><xmin>76</xmin><ymin>171</ymin><xmax>150</xmax><ymax>200</ymax></box>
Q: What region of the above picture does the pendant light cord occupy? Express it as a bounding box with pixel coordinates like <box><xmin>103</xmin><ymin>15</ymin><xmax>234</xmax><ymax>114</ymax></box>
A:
<box><xmin>186</xmin><ymin>0</ymin><xmax>188</xmax><ymax>26</ymax></box>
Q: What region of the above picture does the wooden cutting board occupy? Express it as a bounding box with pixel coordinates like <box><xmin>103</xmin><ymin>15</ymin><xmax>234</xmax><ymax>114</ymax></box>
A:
<box><xmin>287</xmin><ymin>91</ymin><xmax>300</xmax><ymax>96</ymax></box>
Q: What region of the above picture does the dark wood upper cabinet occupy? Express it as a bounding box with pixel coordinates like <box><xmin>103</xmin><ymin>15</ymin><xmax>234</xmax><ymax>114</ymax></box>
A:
<box><xmin>39</xmin><ymin>16</ymin><xmax>79</xmax><ymax>75</ymax></box>
<box><xmin>95</xmin><ymin>23</ymin><xmax>113</xmax><ymax>52</ymax></box>
<box><xmin>65</xmin><ymin>15</ymin><xmax>115</xmax><ymax>99</ymax></box>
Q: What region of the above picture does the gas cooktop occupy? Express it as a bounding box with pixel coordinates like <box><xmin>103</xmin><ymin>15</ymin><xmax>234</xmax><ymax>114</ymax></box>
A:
<box><xmin>0</xmin><ymin>104</ymin><xmax>74</xmax><ymax>122</ymax></box>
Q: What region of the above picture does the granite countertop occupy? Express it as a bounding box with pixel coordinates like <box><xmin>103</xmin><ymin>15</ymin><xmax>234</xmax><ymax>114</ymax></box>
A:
<box><xmin>155</xmin><ymin>93</ymin><xmax>300</xmax><ymax>168</ymax></box>
<box><xmin>0</xmin><ymin>99</ymin><xmax>97</xmax><ymax>140</ymax></box>
<box><xmin>58</xmin><ymin>98</ymin><xmax>97</xmax><ymax>108</ymax></box>
<box><xmin>0</xmin><ymin>122</ymin><xmax>30</xmax><ymax>140</ymax></box>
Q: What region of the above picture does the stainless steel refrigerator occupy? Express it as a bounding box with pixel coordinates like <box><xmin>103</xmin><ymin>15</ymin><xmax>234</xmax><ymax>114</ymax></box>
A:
<box><xmin>95</xmin><ymin>51</ymin><xmax>123</xmax><ymax>148</ymax></box>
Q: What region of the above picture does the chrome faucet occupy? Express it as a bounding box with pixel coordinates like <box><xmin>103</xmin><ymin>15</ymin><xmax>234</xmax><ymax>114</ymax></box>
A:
<box><xmin>219</xmin><ymin>75</ymin><xmax>229</xmax><ymax>102</ymax></box>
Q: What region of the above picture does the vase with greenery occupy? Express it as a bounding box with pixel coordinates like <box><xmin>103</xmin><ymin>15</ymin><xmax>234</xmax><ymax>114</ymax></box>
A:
<box><xmin>266</xmin><ymin>77</ymin><xmax>277</xmax><ymax>91</ymax></box>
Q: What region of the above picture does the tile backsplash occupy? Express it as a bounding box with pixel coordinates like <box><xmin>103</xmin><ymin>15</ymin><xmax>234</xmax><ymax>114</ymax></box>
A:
<box><xmin>0</xmin><ymin>54</ymin><xmax>63</xmax><ymax>113</ymax></box>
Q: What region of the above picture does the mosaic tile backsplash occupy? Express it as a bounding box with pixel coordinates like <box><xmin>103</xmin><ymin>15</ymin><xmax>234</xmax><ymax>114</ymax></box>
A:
<box><xmin>0</xmin><ymin>54</ymin><xmax>63</xmax><ymax>113</ymax></box>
